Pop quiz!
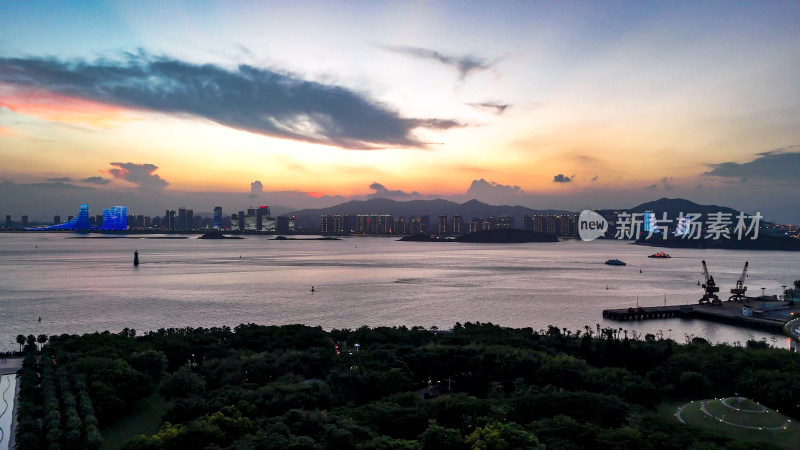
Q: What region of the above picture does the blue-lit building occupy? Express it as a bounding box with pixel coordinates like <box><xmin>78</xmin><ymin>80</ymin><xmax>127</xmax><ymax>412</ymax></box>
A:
<box><xmin>36</xmin><ymin>205</ymin><xmax>91</xmax><ymax>230</ymax></box>
<box><xmin>102</xmin><ymin>206</ymin><xmax>128</xmax><ymax>230</ymax></box>
<box><xmin>213</xmin><ymin>206</ymin><xmax>222</xmax><ymax>229</ymax></box>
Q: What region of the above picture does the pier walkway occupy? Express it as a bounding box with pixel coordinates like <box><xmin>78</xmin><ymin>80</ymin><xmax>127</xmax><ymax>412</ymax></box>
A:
<box><xmin>603</xmin><ymin>301</ymin><xmax>790</xmax><ymax>333</ymax></box>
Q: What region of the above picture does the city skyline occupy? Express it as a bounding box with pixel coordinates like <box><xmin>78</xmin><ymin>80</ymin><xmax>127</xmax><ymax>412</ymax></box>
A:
<box><xmin>1</xmin><ymin>2</ymin><xmax>800</xmax><ymax>222</ymax></box>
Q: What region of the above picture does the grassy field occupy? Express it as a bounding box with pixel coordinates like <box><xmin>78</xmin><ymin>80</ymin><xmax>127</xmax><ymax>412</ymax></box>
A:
<box><xmin>659</xmin><ymin>398</ymin><xmax>800</xmax><ymax>449</ymax></box>
<box><xmin>100</xmin><ymin>393</ymin><xmax>170</xmax><ymax>450</ymax></box>
<box><xmin>722</xmin><ymin>397</ymin><xmax>765</xmax><ymax>412</ymax></box>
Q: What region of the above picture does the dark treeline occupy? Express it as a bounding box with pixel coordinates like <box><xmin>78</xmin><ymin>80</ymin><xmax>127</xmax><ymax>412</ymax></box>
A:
<box><xmin>13</xmin><ymin>323</ymin><xmax>800</xmax><ymax>449</ymax></box>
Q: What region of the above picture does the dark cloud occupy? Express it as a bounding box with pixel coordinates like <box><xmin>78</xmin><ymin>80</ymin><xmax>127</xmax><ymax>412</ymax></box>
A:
<box><xmin>552</xmin><ymin>174</ymin><xmax>573</xmax><ymax>183</ymax></box>
<box><xmin>107</xmin><ymin>162</ymin><xmax>168</xmax><ymax>191</ymax></box>
<box><xmin>47</xmin><ymin>177</ymin><xmax>73</xmax><ymax>182</ymax></box>
<box><xmin>249</xmin><ymin>180</ymin><xmax>263</xmax><ymax>198</ymax></box>
<box><xmin>382</xmin><ymin>45</ymin><xmax>498</xmax><ymax>80</ymax></box>
<box><xmin>704</xmin><ymin>151</ymin><xmax>800</xmax><ymax>181</ymax></box>
<box><xmin>591</xmin><ymin>175</ymin><xmax>599</xmax><ymax>182</ymax></box>
<box><xmin>82</xmin><ymin>176</ymin><xmax>111</xmax><ymax>185</ymax></box>
<box><xmin>644</xmin><ymin>184</ymin><xmax>658</xmax><ymax>190</ymax></box>
<box><xmin>368</xmin><ymin>182</ymin><xmax>420</xmax><ymax>199</ymax></box>
<box><xmin>467</xmin><ymin>102</ymin><xmax>511</xmax><ymax>115</ymax></box>
<box><xmin>661</xmin><ymin>176</ymin><xmax>674</xmax><ymax>190</ymax></box>
<box><xmin>0</xmin><ymin>53</ymin><xmax>463</xmax><ymax>150</ymax></box>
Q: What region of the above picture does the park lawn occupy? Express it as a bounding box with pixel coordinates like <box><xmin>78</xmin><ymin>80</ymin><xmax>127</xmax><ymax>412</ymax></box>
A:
<box><xmin>704</xmin><ymin>399</ymin><xmax>785</xmax><ymax>428</ymax></box>
<box><xmin>722</xmin><ymin>397</ymin><xmax>765</xmax><ymax>412</ymax></box>
<box><xmin>100</xmin><ymin>392</ymin><xmax>170</xmax><ymax>450</ymax></box>
<box><xmin>659</xmin><ymin>399</ymin><xmax>800</xmax><ymax>449</ymax></box>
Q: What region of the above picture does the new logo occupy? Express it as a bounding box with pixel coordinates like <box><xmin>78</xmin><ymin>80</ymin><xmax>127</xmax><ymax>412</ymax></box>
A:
<box><xmin>578</xmin><ymin>210</ymin><xmax>608</xmax><ymax>241</ymax></box>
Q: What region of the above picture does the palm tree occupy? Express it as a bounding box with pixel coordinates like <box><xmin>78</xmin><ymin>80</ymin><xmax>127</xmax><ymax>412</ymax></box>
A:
<box><xmin>37</xmin><ymin>334</ymin><xmax>48</xmax><ymax>350</ymax></box>
<box><xmin>16</xmin><ymin>334</ymin><xmax>25</xmax><ymax>352</ymax></box>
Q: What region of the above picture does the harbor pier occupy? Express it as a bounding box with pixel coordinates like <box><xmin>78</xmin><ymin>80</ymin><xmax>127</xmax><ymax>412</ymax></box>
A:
<box><xmin>603</xmin><ymin>300</ymin><xmax>796</xmax><ymax>334</ymax></box>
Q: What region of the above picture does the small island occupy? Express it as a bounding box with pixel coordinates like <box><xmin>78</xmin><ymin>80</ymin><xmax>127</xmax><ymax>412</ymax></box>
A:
<box><xmin>635</xmin><ymin>234</ymin><xmax>800</xmax><ymax>251</ymax></box>
<box><xmin>400</xmin><ymin>229</ymin><xmax>559</xmax><ymax>243</ymax></box>
<box><xmin>197</xmin><ymin>232</ymin><xmax>244</xmax><ymax>240</ymax></box>
<box><xmin>273</xmin><ymin>236</ymin><xmax>340</xmax><ymax>240</ymax></box>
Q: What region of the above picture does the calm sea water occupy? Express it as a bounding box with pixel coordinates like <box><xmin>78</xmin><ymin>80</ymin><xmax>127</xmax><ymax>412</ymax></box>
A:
<box><xmin>0</xmin><ymin>234</ymin><xmax>797</xmax><ymax>351</ymax></box>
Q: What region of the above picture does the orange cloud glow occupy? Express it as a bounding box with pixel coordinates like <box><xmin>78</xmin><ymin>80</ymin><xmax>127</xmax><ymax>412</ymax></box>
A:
<box><xmin>0</xmin><ymin>85</ymin><xmax>138</xmax><ymax>128</ymax></box>
<box><xmin>306</xmin><ymin>191</ymin><xmax>326</xmax><ymax>198</ymax></box>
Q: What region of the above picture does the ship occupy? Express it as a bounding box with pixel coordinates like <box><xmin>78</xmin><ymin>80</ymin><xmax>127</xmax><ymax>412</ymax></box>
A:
<box><xmin>648</xmin><ymin>252</ymin><xmax>672</xmax><ymax>258</ymax></box>
<box><xmin>605</xmin><ymin>259</ymin><xmax>627</xmax><ymax>266</ymax></box>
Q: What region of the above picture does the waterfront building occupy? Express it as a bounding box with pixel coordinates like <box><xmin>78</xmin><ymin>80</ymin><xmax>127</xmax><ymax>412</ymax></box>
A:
<box><xmin>257</xmin><ymin>206</ymin><xmax>270</xmax><ymax>231</ymax></box>
<box><xmin>238</xmin><ymin>210</ymin><xmax>245</xmax><ymax>231</ymax></box>
<box><xmin>213</xmin><ymin>206</ymin><xmax>222</xmax><ymax>229</ymax></box>
<box><xmin>245</xmin><ymin>208</ymin><xmax>258</xmax><ymax>231</ymax></box>
<box><xmin>53</xmin><ymin>215</ymin><xmax>61</xmax><ymax>225</ymax></box>
<box><xmin>452</xmin><ymin>214</ymin><xmax>462</xmax><ymax>235</ymax></box>
<box><xmin>5</xmin><ymin>215</ymin><xmax>11</xmax><ymax>228</ymax></box>
<box><xmin>394</xmin><ymin>217</ymin><xmax>406</xmax><ymax>235</ymax></box>
<box><xmin>321</xmin><ymin>214</ymin><xmax>343</xmax><ymax>234</ymax></box>
<box><xmin>21</xmin><ymin>216</ymin><xmax>29</xmax><ymax>227</ymax></box>
<box><xmin>409</xmin><ymin>217</ymin><xmax>422</xmax><ymax>234</ymax></box>
<box><xmin>438</xmin><ymin>215</ymin><xmax>448</xmax><ymax>235</ymax></box>
<box><xmin>468</xmin><ymin>221</ymin><xmax>479</xmax><ymax>233</ymax></box>
<box><xmin>38</xmin><ymin>205</ymin><xmax>91</xmax><ymax>230</ymax></box>
<box><xmin>276</xmin><ymin>215</ymin><xmax>292</xmax><ymax>233</ymax></box>
<box><xmin>102</xmin><ymin>206</ymin><xmax>128</xmax><ymax>230</ymax></box>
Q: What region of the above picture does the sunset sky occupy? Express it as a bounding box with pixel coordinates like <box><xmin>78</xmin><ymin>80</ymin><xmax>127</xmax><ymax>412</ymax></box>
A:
<box><xmin>1</xmin><ymin>1</ymin><xmax>799</xmax><ymax>222</ymax></box>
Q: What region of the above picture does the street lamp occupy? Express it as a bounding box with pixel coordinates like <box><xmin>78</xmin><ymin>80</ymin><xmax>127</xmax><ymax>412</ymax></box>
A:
<box><xmin>354</xmin><ymin>343</ymin><xmax>360</xmax><ymax>352</ymax></box>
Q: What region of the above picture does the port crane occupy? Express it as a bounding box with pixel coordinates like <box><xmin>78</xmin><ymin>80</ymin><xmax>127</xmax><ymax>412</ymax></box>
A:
<box><xmin>729</xmin><ymin>261</ymin><xmax>749</xmax><ymax>302</ymax></box>
<box><xmin>699</xmin><ymin>260</ymin><xmax>721</xmax><ymax>305</ymax></box>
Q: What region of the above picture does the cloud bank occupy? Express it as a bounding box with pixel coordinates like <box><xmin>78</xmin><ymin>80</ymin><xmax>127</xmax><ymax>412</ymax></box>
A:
<box><xmin>107</xmin><ymin>162</ymin><xmax>169</xmax><ymax>191</ymax></box>
<box><xmin>704</xmin><ymin>151</ymin><xmax>800</xmax><ymax>181</ymax></box>
<box><xmin>368</xmin><ymin>182</ymin><xmax>421</xmax><ymax>199</ymax></box>
<box><xmin>0</xmin><ymin>53</ymin><xmax>461</xmax><ymax>150</ymax></box>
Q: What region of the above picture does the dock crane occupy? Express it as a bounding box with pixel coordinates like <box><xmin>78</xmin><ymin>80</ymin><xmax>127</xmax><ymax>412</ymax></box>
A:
<box><xmin>729</xmin><ymin>261</ymin><xmax>749</xmax><ymax>302</ymax></box>
<box><xmin>699</xmin><ymin>260</ymin><xmax>721</xmax><ymax>305</ymax></box>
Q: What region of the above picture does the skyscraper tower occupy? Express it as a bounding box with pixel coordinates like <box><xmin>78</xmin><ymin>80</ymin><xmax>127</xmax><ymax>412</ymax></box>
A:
<box><xmin>213</xmin><ymin>206</ymin><xmax>222</xmax><ymax>229</ymax></box>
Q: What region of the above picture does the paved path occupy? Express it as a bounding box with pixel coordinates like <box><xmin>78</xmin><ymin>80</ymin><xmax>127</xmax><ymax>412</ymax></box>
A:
<box><xmin>0</xmin><ymin>374</ymin><xmax>16</xmax><ymax>450</ymax></box>
<box><xmin>699</xmin><ymin>400</ymin><xmax>789</xmax><ymax>430</ymax></box>
<box><xmin>721</xmin><ymin>397</ymin><xmax>767</xmax><ymax>413</ymax></box>
<box><xmin>675</xmin><ymin>398</ymin><xmax>790</xmax><ymax>431</ymax></box>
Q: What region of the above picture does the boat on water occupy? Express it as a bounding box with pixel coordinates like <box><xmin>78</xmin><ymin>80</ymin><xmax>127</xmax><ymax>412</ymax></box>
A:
<box><xmin>605</xmin><ymin>259</ymin><xmax>626</xmax><ymax>266</ymax></box>
<box><xmin>648</xmin><ymin>252</ymin><xmax>672</xmax><ymax>258</ymax></box>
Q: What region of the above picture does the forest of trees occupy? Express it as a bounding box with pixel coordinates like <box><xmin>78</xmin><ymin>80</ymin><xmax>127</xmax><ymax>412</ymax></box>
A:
<box><xmin>12</xmin><ymin>322</ymin><xmax>800</xmax><ymax>449</ymax></box>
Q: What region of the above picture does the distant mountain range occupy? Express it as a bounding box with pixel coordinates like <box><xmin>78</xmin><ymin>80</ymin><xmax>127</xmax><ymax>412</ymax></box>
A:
<box><xmin>289</xmin><ymin>197</ymin><xmax>746</xmax><ymax>228</ymax></box>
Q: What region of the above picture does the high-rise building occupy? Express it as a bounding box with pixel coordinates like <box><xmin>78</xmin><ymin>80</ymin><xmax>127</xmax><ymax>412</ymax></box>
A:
<box><xmin>256</xmin><ymin>206</ymin><xmax>270</xmax><ymax>231</ymax></box>
<box><xmin>5</xmin><ymin>215</ymin><xmax>11</xmax><ymax>228</ymax></box>
<box><xmin>231</xmin><ymin>213</ymin><xmax>240</xmax><ymax>231</ymax></box>
<box><xmin>394</xmin><ymin>217</ymin><xmax>406</xmax><ymax>235</ymax></box>
<box><xmin>213</xmin><ymin>206</ymin><xmax>222</xmax><ymax>229</ymax></box>
<box><xmin>21</xmin><ymin>216</ymin><xmax>29</xmax><ymax>227</ymax></box>
<box><xmin>276</xmin><ymin>216</ymin><xmax>290</xmax><ymax>234</ymax></box>
<box><xmin>438</xmin><ymin>215</ymin><xmax>448</xmax><ymax>235</ymax></box>
<box><xmin>468</xmin><ymin>221</ymin><xmax>479</xmax><ymax>233</ymax></box>
<box><xmin>102</xmin><ymin>206</ymin><xmax>128</xmax><ymax>230</ymax></box>
<box><xmin>178</xmin><ymin>207</ymin><xmax>187</xmax><ymax>230</ymax></box>
<box><xmin>452</xmin><ymin>214</ymin><xmax>462</xmax><ymax>235</ymax></box>
<box><xmin>245</xmin><ymin>208</ymin><xmax>258</xmax><ymax>231</ymax></box>
<box><xmin>409</xmin><ymin>217</ymin><xmax>422</xmax><ymax>234</ymax></box>
<box><xmin>421</xmin><ymin>215</ymin><xmax>430</xmax><ymax>234</ymax></box>
<box><xmin>53</xmin><ymin>215</ymin><xmax>61</xmax><ymax>225</ymax></box>
<box><xmin>496</xmin><ymin>215</ymin><xmax>514</xmax><ymax>229</ymax></box>
<box><xmin>321</xmin><ymin>214</ymin><xmax>343</xmax><ymax>234</ymax></box>
<box><xmin>238</xmin><ymin>211</ymin><xmax>245</xmax><ymax>231</ymax></box>
<box><xmin>187</xmin><ymin>209</ymin><xmax>194</xmax><ymax>230</ymax></box>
